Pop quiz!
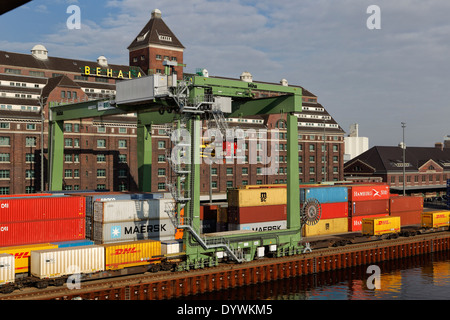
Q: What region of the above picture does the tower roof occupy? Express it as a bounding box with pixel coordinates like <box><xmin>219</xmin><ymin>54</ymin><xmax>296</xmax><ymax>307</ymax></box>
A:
<box><xmin>128</xmin><ymin>9</ymin><xmax>185</xmax><ymax>50</ymax></box>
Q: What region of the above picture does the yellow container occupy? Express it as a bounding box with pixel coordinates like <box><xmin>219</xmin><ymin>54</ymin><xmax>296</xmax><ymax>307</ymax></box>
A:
<box><xmin>102</xmin><ymin>240</ymin><xmax>161</xmax><ymax>270</ymax></box>
<box><xmin>0</xmin><ymin>243</ymin><xmax>58</xmax><ymax>274</ymax></box>
<box><xmin>362</xmin><ymin>216</ymin><xmax>401</xmax><ymax>236</ymax></box>
<box><xmin>227</xmin><ymin>187</ymin><xmax>286</xmax><ymax>207</ymax></box>
<box><xmin>303</xmin><ymin>218</ymin><xmax>348</xmax><ymax>237</ymax></box>
<box><xmin>422</xmin><ymin>211</ymin><xmax>450</xmax><ymax>228</ymax></box>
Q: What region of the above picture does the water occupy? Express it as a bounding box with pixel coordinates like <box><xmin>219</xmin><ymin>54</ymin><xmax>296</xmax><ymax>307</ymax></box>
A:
<box><xmin>179</xmin><ymin>250</ymin><xmax>450</xmax><ymax>300</ymax></box>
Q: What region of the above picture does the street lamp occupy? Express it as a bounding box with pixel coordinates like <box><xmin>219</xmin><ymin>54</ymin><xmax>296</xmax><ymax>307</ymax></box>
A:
<box><xmin>399</xmin><ymin>122</ymin><xmax>406</xmax><ymax>196</ymax></box>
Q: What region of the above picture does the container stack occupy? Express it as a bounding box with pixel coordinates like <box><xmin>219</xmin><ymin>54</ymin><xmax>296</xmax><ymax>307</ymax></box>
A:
<box><xmin>301</xmin><ymin>186</ymin><xmax>349</xmax><ymax>237</ymax></box>
<box><xmin>389</xmin><ymin>195</ymin><xmax>423</xmax><ymax>226</ymax></box>
<box><xmin>0</xmin><ymin>195</ymin><xmax>86</xmax><ymax>246</ymax></box>
<box><xmin>347</xmin><ymin>184</ymin><xmax>390</xmax><ymax>232</ymax></box>
<box><xmin>92</xmin><ymin>198</ymin><xmax>181</xmax><ymax>244</ymax></box>
<box><xmin>227</xmin><ymin>186</ymin><xmax>287</xmax><ymax>231</ymax></box>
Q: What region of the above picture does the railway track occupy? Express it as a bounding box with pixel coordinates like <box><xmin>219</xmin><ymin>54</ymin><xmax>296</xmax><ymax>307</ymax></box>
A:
<box><xmin>2</xmin><ymin>230</ymin><xmax>449</xmax><ymax>300</ymax></box>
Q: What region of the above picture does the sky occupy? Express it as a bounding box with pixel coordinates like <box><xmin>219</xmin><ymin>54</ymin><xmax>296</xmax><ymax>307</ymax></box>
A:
<box><xmin>1</xmin><ymin>0</ymin><xmax>450</xmax><ymax>148</ymax></box>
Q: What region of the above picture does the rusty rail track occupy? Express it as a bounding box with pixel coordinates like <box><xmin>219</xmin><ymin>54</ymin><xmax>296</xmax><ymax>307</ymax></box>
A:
<box><xmin>1</xmin><ymin>231</ymin><xmax>449</xmax><ymax>300</ymax></box>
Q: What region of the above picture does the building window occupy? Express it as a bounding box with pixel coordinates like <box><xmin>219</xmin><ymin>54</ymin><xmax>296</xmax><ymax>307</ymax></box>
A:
<box><xmin>97</xmin><ymin>154</ymin><xmax>106</xmax><ymax>162</ymax></box>
<box><xmin>211</xmin><ymin>181</ymin><xmax>217</xmax><ymax>189</ymax></box>
<box><xmin>61</xmin><ymin>91</ymin><xmax>66</xmax><ymax>99</ymax></box>
<box><xmin>391</xmin><ymin>176</ymin><xmax>396</xmax><ymax>183</ymax></box>
<box><xmin>74</xmin><ymin>138</ymin><xmax>80</xmax><ymax>148</ymax></box>
<box><xmin>158</xmin><ymin>154</ymin><xmax>165</xmax><ymax>162</ymax></box>
<box><xmin>74</xmin><ymin>169</ymin><xmax>80</xmax><ymax>178</ymax></box>
<box><xmin>118</xmin><ymin>154</ymin><xmax>127</xmax><ymax>163</ymax></box>
<box><xmin>158</xmin><ymin>168</ymin><xmax>166</xmax><ymax>176</ymax></box>
<box><xmin>118</xmin><ymin>140</ymin><xmax>127</xmax><ymax>148</ymax></box>
<box><xmin>74</xmin><ymin>124</ymin><xmax>80</xmax><ymax>132</ymax></box>
<box><xmin>158</xmin><ymin>182</ymin><xmax>166</xmax><ymax>190</ymax></box>
<box><xmin>158</xmin><ymin>141</ymin><xmax>166</xmax><ymax>149</ymax></box>
<box><xmin>97</xmin><ymin>126</ymin><xmax>106</xmax><ymax>133</ymax></box>
<box><xmin>310</xmin><ymin>167</ymin><xmax>315</xmax><ymax>174</ymax></box>
<box><xmin>0</xmin><ymin>153</ymin><xmax>10</xmax><ymax>162</ymax></box>
<box><xmin>227</xmin><ymin>181</ymin><xmax>233</xmax><ymax>188</ymax></box>
<box><xmin>256</xmin><ymin>167</ymin><xmax>262</xmax><ymax>175</ymax></box>
<box><xmin>0</xmin><ymin>170</ymin><xmax>10</xmax><ymax>179</ymax></box>
<box><xmin>156</xmin><ymin>54</ymin><xmax>162</xmax><ymax>60</ymax></box>
<box><xmin>118</xmin><ymin>169</ymin><xmax>127</xmax><ymax>178</ymax></box>
<box><xmin>65</xmin><ymin>169</ymin><xmax>73</xmax><ymax>178</ymax></box>
<box><xmin>97</xmin><ymin>139</ymin><xmax>106</xmax><ymax>148</ymax></box>
<box><xmin>309</xmin><ymin>156</ymin><xmax>315</xmax><ymax>163</ymax></box>
<box><xmin>97</xmin><ymin>184</ymin><xmax>106</xmax><ymax>190</ymax></box>
<box><xmin>97</xmin><ymin>169</ymin><xmax>106</xmax><ymax>177</ymax></box>
<box><xmin>118</xmin><ymin>183</ymin><xmax>127</xmax><ymax>191</ymax></box>
<box><xmin>0</xmin><ymin>137</ymin><xmax>10</xmax><ymax>146</ymax></box>
<box><xmin>226</xmin><ymin>168</ymin><xmax>233</xmax><ymax>175</ymax></box>
<box><xmin>74</xmin><ymin>154</ymin><xmax>80</xmax><ymax>163</ymax></box>
<box><xmin>0</xmin><ymin>187</ymin><xmax>10</xmax><ymax>195</ymax></box>
<box><xmin>333</xmin><ymin>145</ymin><xmax>338</xmax><ymax>152</ymax></box>
<box><xmin>242</xmin><ymin>180</ymin><xmax>248</xmax><ymax>186</ymax></box>
<box><xmin>242</xmin><ymin>167</ymin><xmax>248</xmax><ymax>175</ymax></box>
<box><xmin>0</xmin><ymin>122</ymin><xmax>10</xmax><ymax>129</ymax></box>
<box><xmin>64</xmin><ymin>154</ymin><xmax>72</xmax><ymax>162</ymax></box>
<box><xmin>5</xmin><ymin>68</ymin><xmax>21</xmax><ymax>75</ymax></box>
<box><xmin>25</xmin><ymin>186</ymin><xmax>35</xmax><ymax>194</ymax></box>
<box><xmin>256</xmin><ymin>180</ymin><xmax>263</xmax><ymax>185</ymax></box>
<box><xmin>119</xmin><ymin>127</ymin><xmax>127</xmax><ymax>134</ymax></box>
<box><xmin>26</xmin><ymin>137</ymin><xmax>37</xmax><ymax>147</ymax></box>
<box><xmin>211</xmin><ymin>168</ymin><xmax>217</xmax><ymax>175</ymax></box>
<box><xmin>65</xmin><ymin>123</ymin><xmax>72</xmax><ymax>132</ymax></box>
<box><xmin>309</xmin><ymin>144</ymin><xmax>315</xmax><ymax>151</ymax></box>
<box><xmin>25</xmin><ymin>170</ymin><xmax>35</xmax><ymax>179</ymax></box>
<box><xmin>64</xmin><ymin>138</ymin><xmax>73</xmax><ymax>147</ymax></box>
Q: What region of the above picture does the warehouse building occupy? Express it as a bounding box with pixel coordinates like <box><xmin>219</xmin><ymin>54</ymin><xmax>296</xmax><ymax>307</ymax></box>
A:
<box><xmin>0</xmin><ymin>9</ymin><xmax>344</xmax><ymax>195</ymax></box>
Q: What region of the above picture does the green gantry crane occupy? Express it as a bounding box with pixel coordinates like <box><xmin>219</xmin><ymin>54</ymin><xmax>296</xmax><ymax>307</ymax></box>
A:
<box><xmin>48</xmin><ymin>71</ymin><xmax>304</xmax><ymax>270</ymax></box>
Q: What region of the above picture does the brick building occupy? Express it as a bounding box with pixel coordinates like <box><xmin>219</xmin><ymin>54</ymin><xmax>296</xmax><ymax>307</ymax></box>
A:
<box><xmin>0</xmin><ymin>9</ymin><xmax>345</xmax><ymax>195</ymax></box>
<box><xmin>344</xmin><ymin>145</ymin><xmax>450</xmax><ymax>196</ymax></box>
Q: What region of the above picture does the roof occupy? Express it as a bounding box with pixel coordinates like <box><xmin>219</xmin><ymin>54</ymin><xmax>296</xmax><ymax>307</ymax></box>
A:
<box><xmin>128</xmin><ymin>11</ymin><xmax>185</xmax><ymax>50</ymax></box>
<box><xmin>0</xmin><ymin>50</ymin><xmax>141</xmax><ymax>75</ymax></box>
<box><xmin>346</xmin><ymin>146</ymin><xmax>450</xmax><ymax>173</ymax></box>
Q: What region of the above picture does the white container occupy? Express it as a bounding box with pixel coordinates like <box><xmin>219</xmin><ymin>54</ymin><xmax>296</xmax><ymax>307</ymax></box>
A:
<box><xmin>30</xmin><ymin>245</ymin><xmax>105</xmax><ymax>279</ymax></box>
<box><xmin>93</xmin><ymin>199</ymin><xmax>175</xmax><ymax>223</ymax></box>
<box><xmin>0</xmin><ymin>254</ymin><xmax>14</xmax><ymax>285</ymax></box>
<box><xmin>228</xmin><ymin>220</ymin><xmax>287</xmax><ymax>232</ymax></box>
<box><xmin>161</xmin><ymin>240</ymin><xmax>183</xmax><ymax>255</ymax></box>
<box><xmin>93</xmin><ymin>219</ymin><xmax>176</xmax><ymax>243</ymax></box>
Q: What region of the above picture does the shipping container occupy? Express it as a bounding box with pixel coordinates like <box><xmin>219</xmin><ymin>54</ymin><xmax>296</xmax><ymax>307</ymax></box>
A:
<box><xmin>421</xmin><ymin>211</ymin><xmax>450</xmax><ymax>229</ymax></box>
<box><xmin>300</xmin><ymin>186</ymin><xmax>348</xmax><ymax>204</ymax></box>
<box><xmin>0</xmin><ymin>254</ymin><xmax>14</xmax><ymax>285</ymax></box>
<box><xmin>0</xmin><ymin>196</ymin><xmax>85</xmax><ymax>222</ymax></box>
<box><xmin>200</xmin><ymin>205</ymin><xmax>218</xmax><ymax>220</ymax></box>
<box><xmin>217</xmin><ymin>205</ymin><xmax>228</xmax><ymax>223</ymax></box>
<box><xmin>228</xmin><ymin>220</ymin><xmax>287</xmax><ymax>232</ymax></box>
<box><xmin>348</xmin><ymin>214</ymin><xmax>389</xmax><ymax>232</ymax></box>
<box><xmin>389</xmin><ymin>196</ymin><xmax>423</xmax><ymax>213</ymax></box>
<box><xmin>93</xmin><ymin>219</ymin><xmax>176</xmax><ymax>243</ymax></box>
<box><xmin>51</xmin><ymin>240</ymin><xmax>95</xmax><ymax>248</ymax></box>
<box><xmin>320</xmin><ymin>202</ymin><xmax>348</xmax><ymax>219</ymax></box>
<box><xmin>362</xmin><ymin>216</ymin><xmax>401</xmax><ymax>236</ymax></box>
<box><xmin>349</xmin><ymin>199</ymin><xmax>390</xmax><ymax>217</ymax></box>
<box><xmin>302</xmin><ymin>217</ymin><xmax>348</xmax><ymax>237</ymax></box>
<box><xmin>93</xmin><ymin>199</ymin><xmax>175</xmax><ymax>223</ymax></box>
<box><xmin>30</xmin><ymin>245</ymin><xmax>105</xmax><ymax>279</ymax></box>
<box><xmin>348</xmin><ymin>184</ymin><xmax>390</xmax><ymax>202</ymax></box>
<box><xmin>102</xmin><ymin>240</ymin><xmax>161</xmax><ymax>270</ymax></box>
<box><xmin>161</xmin><ymin>240</ymin><xmax>183</xmax><ymax>255</ymax></box>
<box><xmin>201</xmin><ymin>220</ymin><xmax>216</xmax><ymax>233</ymax></box>
<box><xmin>390</xmin><ymin>210</ymin><xmax>422</xmax><ymax>226</ymax></box>
<box><xmin>227</xmin><ymin>204</ymin><xmax>287</xmax><ymax>224</ymax></box>
<box><xmin>0</xmin><ymin>243</ymin><xmax>58</xmax><ymax>274</ymax></box>
<box><xmin>0</xmin><ymin>218</ymin><xmax>85</xmax><ymax>247</ymax></box>
<box><xmin>227</xmin><ymin>187</ymin><xmax>286</xmax><ymax>207</ymax></box>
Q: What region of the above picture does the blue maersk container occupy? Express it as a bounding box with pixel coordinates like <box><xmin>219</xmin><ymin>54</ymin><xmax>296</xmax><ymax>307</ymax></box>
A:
<box><xmin>300</xmin><ymin>186</ymin><xmax>348</xmax><ymax>204</ymax></box>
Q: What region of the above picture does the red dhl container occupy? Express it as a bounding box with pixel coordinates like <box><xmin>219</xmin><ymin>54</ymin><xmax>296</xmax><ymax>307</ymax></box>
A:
<box><xmin>390</xmin><ymin>210</ymin><xmax>422</xmax><ymax>226</ymax></box>
<box><xmin>348</xmin><ymin>184</ymin><xmax>390</xmax><ymax>202</ymax></box>
<box><xmin>348</xmin><ymin>214</ymin><xmax>389</xmax><ymax>232</ymax></box>
<box><xmin>350</xmin><ymin>199</ymin><xmax>389</xmax><ymax>217</ymax></box>
<box><xmin>0</xmin><ymin>196</ymin><xmax>85</xmax><ymax>222</ymax></box>
<box><xmin>389</xmin><ymin>196</ymin><xmax>423</xmax><ymax>213</ymax></box>
<box><xmin>0</xmin><ymin>218</ymin><xmax>85</xmax><ymax>246</ymax></box>
<box><xmin>320</xmin><ymin>202</ymin><xmax>348</xmax><ymax>219</ymax></box>
<box><xmin>227</xmin><ymin>204</ymin><xmax>287</xmax><ymax>224</ymax></box>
